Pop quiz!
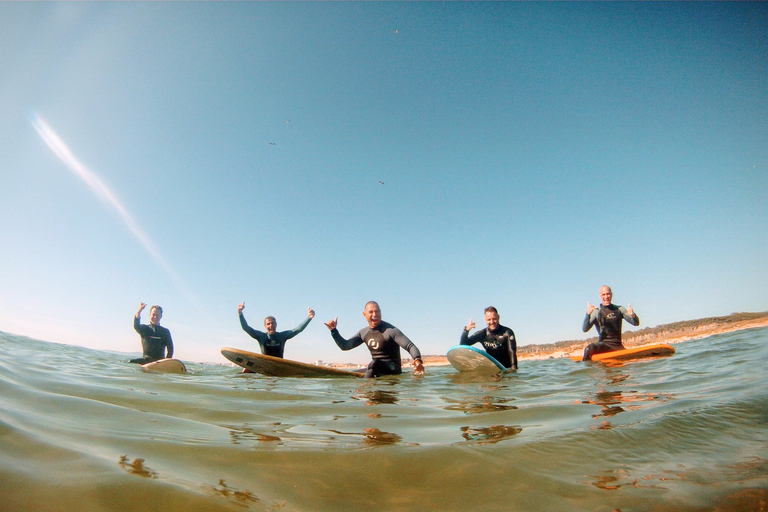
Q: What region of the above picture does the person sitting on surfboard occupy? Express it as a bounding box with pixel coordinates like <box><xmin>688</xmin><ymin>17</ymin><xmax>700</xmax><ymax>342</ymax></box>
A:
<box><xmin>237</xmin><ymin>302</ymin><xmax>314</xmax><ymax>359</ymax></box>
<box><xmin>130</xmin><ymin>303</ymin><xmax>174</xmax><ymax>364</ymax></box>
<box><xmin>581</xmin><ymin>285</ymin><xmax>639</xmax><ymax>361</ymax></box>
<box><xmin>324</xmin><ymin>301</ymin><xmax>424</xmax><ymax>378</ymax></box>
<box><xmin>460</xmin><ymin>306</ymin><xmax>518</xmax><ymax>369</ymax></box>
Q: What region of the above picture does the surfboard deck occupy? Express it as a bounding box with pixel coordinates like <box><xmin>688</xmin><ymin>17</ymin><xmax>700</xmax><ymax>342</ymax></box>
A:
<box><xmin>141</xmin><ymin>358</ymin><xmax>187</xmax><ymax>373</ymax></box>
<box><xmin>570</xmin><ymin>344</ymin><xmax>676</xmax><ymax>362</ymax></box>
<box><xmin>446</xmin><ymin>345</ymin><xmax>508</xmax><ymax>374</ymax></box>
<box><xmin>221</xmin><ymin>347</ymin><xmax>363</xmax><ymax>378</ymax></box>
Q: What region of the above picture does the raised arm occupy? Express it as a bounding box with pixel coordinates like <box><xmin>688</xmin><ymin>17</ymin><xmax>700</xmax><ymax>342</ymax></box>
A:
<box><xmin>324</xmin><ymin>318</ymin><xmax>364</xmax><ymax>351</ymax></box>
<box><xmin>620</xmin><ymin>304</ymin><xmax>640</xmax><ymax>327</ymax></box>
<box><xmin>238</xmin><ymin>304</ymin><xmax>265</xmax><ymax>340</ymax></box>
<box><xmin>582</xmin><ymin>303</ymin><xmax>599</xmax><ymax>333</ymax></box>
<box><xmin>283</xmin><ymin>308</ymin><xmax>315</xmax><ymax>339</ymax></box>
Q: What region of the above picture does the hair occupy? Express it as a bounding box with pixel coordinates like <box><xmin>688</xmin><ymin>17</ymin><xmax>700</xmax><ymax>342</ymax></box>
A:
<box><xmin>150</xmin><ymin>305</ymin><xmax>163</xmax><ymax>315</ymax></box>
<box><xmin>264</xmin><ymin>316</ymin><xmax>276</xmax><ymax>324</ymax></box>
<box><xmin>484</xmin><ymin>306</ymin><xmax>498</xmax><ymax>314</ymax></box>
<box><xmin>364</xmin><ymin>301</ymin><xmax>380</xmax><ymax>310</ymax></box>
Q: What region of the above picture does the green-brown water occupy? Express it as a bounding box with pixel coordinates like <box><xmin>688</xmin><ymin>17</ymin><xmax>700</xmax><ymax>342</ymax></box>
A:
<box><xmin>2</xmin><ymin>328</ymin><xmax>767</xmax><ymax>511</ymax></box>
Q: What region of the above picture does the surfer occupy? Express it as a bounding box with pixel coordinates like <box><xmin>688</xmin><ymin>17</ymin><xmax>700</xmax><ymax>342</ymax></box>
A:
<box><xmin>130</xmin><ymin>303</ymin><xmax>174</xmax><ymax>364</ymax></box>
<box><xmin>581</xmin><ymin>285</ymin><xmax>640</xmax><ymax>361</ymax></box>
<box><xmin>324</xmin><ymin>301</ymin><xmax>424</xmax><ymax>378</ymax></box>
<box><xmin>460</xmin><ymin>306</ymin><xmax>518</xmax><ymax>369</ymax></box>
<box><xmin>237</xmin><ymin>302</ymin><xmax>314</xmax><ymax>359</ymax></box>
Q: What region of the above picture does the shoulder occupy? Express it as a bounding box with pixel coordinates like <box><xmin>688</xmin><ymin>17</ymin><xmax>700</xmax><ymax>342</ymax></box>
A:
<box><xmin>499</xmin><ymin>325</ymin><xmax>514</xmax><ymax>336</ymax></box>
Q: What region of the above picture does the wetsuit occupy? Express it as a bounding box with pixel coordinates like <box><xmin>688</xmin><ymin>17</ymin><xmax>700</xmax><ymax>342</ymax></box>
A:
<box><xmin>581</xmin><ymin>304</ymin><xmax>639</xmax><ymax>360</ymax></box>
<box><xmin>239</xmin><ymin>313</ymin><xmax>312</xmax><ymax>358</ymax></box>
<box><xmin>460</xmin><ymin>324</ymin><xmax>518</xmax><ymax>369</ymax></box>
<box><xmin>330</xmin><ymin>321</ymin><xmax>422</xmax><ymax>378</ymax></box>
<box><xmin>131</xmin><ymin>317</ymin><xmax>174</xmax><ymax>364</ymax></box>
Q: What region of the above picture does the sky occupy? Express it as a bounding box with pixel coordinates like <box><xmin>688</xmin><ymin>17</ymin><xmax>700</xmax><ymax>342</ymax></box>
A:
<box><xmin>1</xmin><ymin>2</ymin><xmax>766</xmax><ymax>365</ymax></box>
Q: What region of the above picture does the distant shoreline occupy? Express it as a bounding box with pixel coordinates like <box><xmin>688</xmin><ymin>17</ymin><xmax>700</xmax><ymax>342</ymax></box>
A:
<box><xmin>413</xmin><ymin>312</ymin><xmax>768</xmax><ymax>367</ymax></box>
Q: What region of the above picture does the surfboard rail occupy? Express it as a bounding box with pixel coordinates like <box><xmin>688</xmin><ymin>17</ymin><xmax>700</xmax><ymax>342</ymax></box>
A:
<box><xmin>140</xmin><ymin>358</ymin><xmax>187</xmax><ymax>373</ymax></box>
<box><xmin>446</xmin><ymin>345</ymin><xmax>508</xmax><ymax>374</ymax></box>
<box><xmin>221</xmin><ymin>347</ymin><xmax>363</xmax><ymax>378</ymax></box>
<box><xmin>569</xmin><ymin>343</ymin><xmax>676</xmax><ymax>362</ymax></box>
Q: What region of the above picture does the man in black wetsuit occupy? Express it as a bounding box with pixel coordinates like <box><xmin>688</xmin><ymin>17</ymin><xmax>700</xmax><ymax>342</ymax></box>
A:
<box><xmin>460</xmin><ymin>306</ymin><xmax>518</xmax><ymax>369</ymax></box>
<box><xmin>237</xmin><ymin>301</ymin><xmax>314</xmax><ymax>359</ymax></box>
<box><xmin>324</xmin><ymin>301</ymin><xmax>424</xmax><ymax>378</ymax></box>
<box><xmin>130</xmin><ymin>302</ymin><xmax>173</xmax><ymax>364</ymax></box>
<box><xmin>581</xmin><ymin>285</ymin><xmax>640</xmax><ymax>361</ymax></box>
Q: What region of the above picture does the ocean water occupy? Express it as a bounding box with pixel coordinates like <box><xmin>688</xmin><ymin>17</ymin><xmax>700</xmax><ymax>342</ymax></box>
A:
<box><xmin>1</xmin><ymin>328</ymin><xmax>767</xmax><ymax>512</ymax></box>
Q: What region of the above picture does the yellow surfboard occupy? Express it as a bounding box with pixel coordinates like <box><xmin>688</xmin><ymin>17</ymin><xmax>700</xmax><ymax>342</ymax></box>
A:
<box><xmin>221</xmin><ymin>347</ymin><xmax>363</xmax><ymax>378</ymax></box>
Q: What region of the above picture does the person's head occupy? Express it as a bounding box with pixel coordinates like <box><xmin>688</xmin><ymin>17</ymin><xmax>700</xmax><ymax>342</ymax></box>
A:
<box><xmin>149</xmin><ymin>305</ymin><xmax>163</xmax><ymax>326</ymax></box>
<box><xmin>484</xmin><ymin>306</ymin><xmax>499</xmax><ymax>331</ymax></box>
<box><xmin>264</xmin><ymin>316</ymin><xmax>277</xmax><ymax>334</ymax></box>
<box><xmin>363</xmin><ymin>301</ymin><xmax>381</xmax><ymax>328</ymax></box>
<box><xmin>599</xmin><ymin>286</ymin><xmax>613</xmax><ymax>306</ymax></box>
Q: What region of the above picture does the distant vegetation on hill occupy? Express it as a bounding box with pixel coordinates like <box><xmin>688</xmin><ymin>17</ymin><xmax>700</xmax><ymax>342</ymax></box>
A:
<box><xmin>518</xmin><ymin>311</ymin><xmax>768</xmax><ymax>357</ymax></box>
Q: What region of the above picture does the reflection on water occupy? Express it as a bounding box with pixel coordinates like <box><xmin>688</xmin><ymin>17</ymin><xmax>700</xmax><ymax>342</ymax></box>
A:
<box><xmin>352</xmin><ymin>389</ymin><xmax>399</xmax><ymax>406</ymax></box>
<box><xmin>209</xmin><ymin>479</ymin><xmax>261</xmax><ymax>507</ymax></box>
<box><xmin>228</xmin><ymin>425</ymin><xmax>282</xmax><ymax>445</ymax></box>
<box><xmin>323</xmin><ymin>427</ymin><xmax>407</xmax><ymax>446</ymax></box>
<box><xmin>460</xmin><ymin>424</ymin><xmax>522</xmax><ymax>444</ymax></box>
<box><xmin>118</xmin><ymin>455</ymin><xmax>157</xmax><ymax>478</ymax></box>
<box><xmin>442</xmin><ymin>395</ymin><xmax>518</xmax><ymax>414</ymax></box>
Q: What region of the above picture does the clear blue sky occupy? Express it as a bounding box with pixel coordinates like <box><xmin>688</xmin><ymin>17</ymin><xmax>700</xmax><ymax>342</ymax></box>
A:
<box><xmin>1</xmin><ymin>2</ymin><xmax>766</xmax><ymax>364</ymax></box>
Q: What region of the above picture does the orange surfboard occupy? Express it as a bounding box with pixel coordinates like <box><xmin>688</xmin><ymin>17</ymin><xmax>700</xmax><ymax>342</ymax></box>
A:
<box><xmin>570</xmin><ymin>344</ymin><xmax>675</xmax><ymax>362</ymax></box>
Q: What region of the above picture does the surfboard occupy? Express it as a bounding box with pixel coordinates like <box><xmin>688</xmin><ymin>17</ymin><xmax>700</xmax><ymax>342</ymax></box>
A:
<box><xmin>221</xmin><ymin>347</ymin><xmax>363</xmax><ymax>378</ymax></box>
<box><xmin>141</xmin><ymin>358</ymin><xmax>187</xmax><ymax>373</ymax></box>
<box><xmin>446</xmin><ymin>345</ymin><xmax>508</xmax><ymax>374</ymax></box>
<box><xmin>569</xmin><ymin>344</ymin><xmax>676</xmax><ymax>362</ymax></box>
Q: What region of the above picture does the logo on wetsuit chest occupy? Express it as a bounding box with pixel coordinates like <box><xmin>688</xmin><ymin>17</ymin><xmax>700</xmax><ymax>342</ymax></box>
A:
<box><xmin>366</xmin><ymin>337</ymin><xmax>379</xmax><ymax>350</ymax></box>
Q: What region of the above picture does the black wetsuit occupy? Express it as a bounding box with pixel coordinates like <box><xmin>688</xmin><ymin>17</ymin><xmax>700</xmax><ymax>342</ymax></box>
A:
<box><xmin>131</xmin><ymin>317</ymin><xmax>174</xmax><ymax>364</ymax></box>
<box><xmin>330</xmin><ymin>321</ymin><xmax>422</xmax><ymax>378</ymax></box>
<box><xmin>460</xmin><ymin>324</ymin><xmax>518</xmax><ymax>369</ymax></box>
<box><xmin>239</xmin><ymin>313</ymin><xmax>312</xmax><ymax>358</ymax></box>
<box><xmin>581</xmin><ymin>304</ymin><xmax>639</xmax><ymax>360</ymax></box>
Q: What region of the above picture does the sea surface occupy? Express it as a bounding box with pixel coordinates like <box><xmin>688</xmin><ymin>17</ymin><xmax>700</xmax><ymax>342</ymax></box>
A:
<box><xmin>1</xmin><ymin>328</ymin><xmax>767</xmax><ymax>512</ymax></box>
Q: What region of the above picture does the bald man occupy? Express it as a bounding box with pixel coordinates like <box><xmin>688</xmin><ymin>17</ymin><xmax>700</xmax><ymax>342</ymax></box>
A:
<box><xmin>324</xmin><ymin>301</ymin><xmax>424</xmax><ymax>378</ymax></box>
<box><xmin>581</xmin><ymin>285</ymin><xmax>639</xmax><ymax>361</ymax></box>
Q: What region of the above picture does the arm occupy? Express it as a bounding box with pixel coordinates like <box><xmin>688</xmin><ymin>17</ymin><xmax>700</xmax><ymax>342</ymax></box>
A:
<box><xmin>582</xmin><ymin>307</ymin><xmax>599</xmax><ymax>333</ymax></box>
<box><xmin>134</xmin><ymin>302</ymin><xmax>146</xmax><ymax>333</ymax></box>
<box><xmin>165</xmin><ymin>329</ymin><xmax>174</xmax><ymax>359</ymax></box>
<box><xmin>460</xmin><ymin>318</ymin><xmax>477</xmax><ymax>345</ymax></box>
<box><xmin>329</xmin><ymin>328</ymin><xmax>364</xmax><ymax>351</ymax></box>
<box><xmin>283</xmin><ymin>314</ymin><xmax>313</xmax><ymax>340</ymax></box>
<box><xmin>239</xmin><ymin>312</ymin><xmax>266</xmax><ymax>341</ymax></box>
<box><xmin>388</xmin><ymin>327</ymin><xmax>423</xmax><ymax>374</ymax></box>
<box><xmin>509</xmin><ymin>330</ymin><xmax>518</xmax><ymax>370</ymax></box>
<box><xmin>620</xmin><ymin>305</ymin><xmax>640</xmax><ymax>327</ymax></box>
<box><xmin>389</xmin><ymin>327</ymin><xmax>422</xmax><ymax>362</ymax></box>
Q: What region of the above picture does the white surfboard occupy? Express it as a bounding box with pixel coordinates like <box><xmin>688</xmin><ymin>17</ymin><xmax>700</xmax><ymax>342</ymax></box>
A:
<box><xmin>141</xmin><ymin>358</ymin><xmax>187</xmax><ymax>374</ymax></box>
<box><xmin>446</xmin><ymin>345</ymin><xmax>508</xmax><ymax>374</ymax></box>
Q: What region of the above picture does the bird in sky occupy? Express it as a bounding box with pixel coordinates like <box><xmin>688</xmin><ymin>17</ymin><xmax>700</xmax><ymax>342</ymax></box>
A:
<box><xmin>379</xmin><ymin>180</ymin><xmax>385</xmax><ymax>185</ymax></box>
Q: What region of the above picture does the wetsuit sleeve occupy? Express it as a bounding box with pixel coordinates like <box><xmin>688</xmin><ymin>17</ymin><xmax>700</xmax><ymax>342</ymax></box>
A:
<box><xmin>619</xmin><ymin>307</ymin><xmax>640</xmax><ymax>327</ymax></box>
<box><xmin>330</xmin><ymin>328</ymin><xmax>364</xmax><ymax>351</ymax></box>
<box><xmin>165</xmin><ymin>329</ymin><xmax>174</xmax><ymax>359</ymax></box>
<box><xmin>582</xmin><ymin>310</ymin><xmax>598</xmax><ymax>333</ymax></box>
<box><xmin>282</xmin><ymin>316</ymin><xmax>312</xmax><ymax>340</ymax></box>
<box><xmin>509</xmin><ymin>329</ymin><xmax>518</xmax><ymax>370</ymax></box>
<box><xmin>134</xmin><ymin>316</ymin><xmax>148</xmax><ymax>336</ymax></box>
<box><xmin>239</xmin><ymin>313</ymin><xmax>266</xmax><ymax>341</ymax></box>
<box><xmin>389</xmin><ymin>327</ymin><xmax>422</xmax><ymax>361</ymax></box>
<box><xmin>460</xmin><ymin>329</ymin><xmax>485</xmax><ymax>346</ymax></box>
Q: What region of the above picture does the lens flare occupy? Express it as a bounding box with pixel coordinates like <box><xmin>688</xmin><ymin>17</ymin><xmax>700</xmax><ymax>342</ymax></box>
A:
<box><xmin>31</xmin><ymin>113</ymin><xmax>197</xmax><ymax>305</ymax></box>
